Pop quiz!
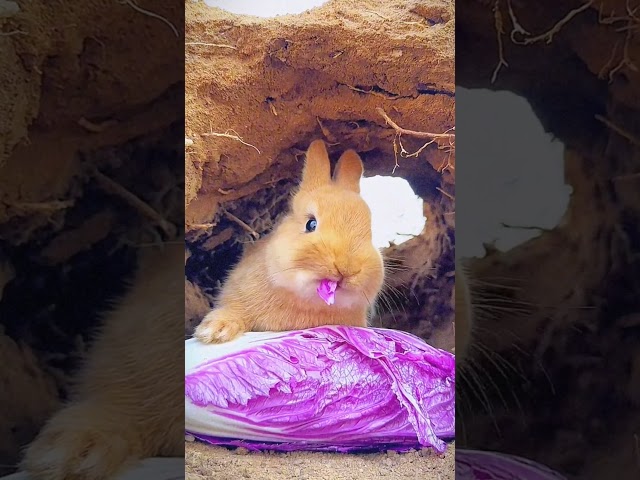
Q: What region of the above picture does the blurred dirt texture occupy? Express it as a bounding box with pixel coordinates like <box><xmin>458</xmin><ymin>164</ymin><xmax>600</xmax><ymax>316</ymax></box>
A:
<box><xmin>457</xmin><ymin>0</ymin><xmax>640</xmax><ymax>479</ymax></box>
<box><xmin>185</xmin><ymin>0</ymin><xmax>455</xmax><ymax>477</ymax></box>
<box><xmin>0</xmin><ymin>0</ymin><xmax>183</xmax><ymax>475</ymax></box>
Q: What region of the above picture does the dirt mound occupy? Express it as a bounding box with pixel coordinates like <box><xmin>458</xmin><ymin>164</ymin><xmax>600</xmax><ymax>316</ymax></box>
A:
<box><xmin>185</xmin><ymin>0</ymin><xmax>456</xmax><ymax>348</ymax></box>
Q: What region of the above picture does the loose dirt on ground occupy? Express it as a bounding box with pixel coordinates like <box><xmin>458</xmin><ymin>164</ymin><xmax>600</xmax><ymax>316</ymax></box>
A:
<box><xmin>185</xmin><ymin>441</ymin><xmax>455</xmax><ymax>480</ymax></box>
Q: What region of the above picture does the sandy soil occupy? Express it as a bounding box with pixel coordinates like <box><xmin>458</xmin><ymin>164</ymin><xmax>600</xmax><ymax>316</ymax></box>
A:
<box><xmin>185</xmin><ymin>440</ymin><xmax>455</xmax><ymax>480</ymax></box>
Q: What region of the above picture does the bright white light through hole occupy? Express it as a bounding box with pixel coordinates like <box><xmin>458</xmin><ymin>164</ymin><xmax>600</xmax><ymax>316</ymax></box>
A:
<box><xmin>204</xmin><ymin>0</ymin><xmax>328</xmax><ymax>17</ymax></box>
<box><xmin>456</xmin><ymin>87</ymin><xmax>572</xmax><ymax>259</ymax></box>
<box><xmin>360</xmin><ymin>176</ymin><xmax>426</xmax><ymax>250</ymax></box>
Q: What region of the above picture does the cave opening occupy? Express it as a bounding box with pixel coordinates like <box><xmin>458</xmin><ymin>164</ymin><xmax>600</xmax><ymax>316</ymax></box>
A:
<box><xmin>456</xmin><ymin>87</ymin><xmax>572</xmax><ymax>260</ymax></box>
<box><xmin>360</xmin><ymin>175</ymin><xmax>426</xmax><ymax>250</ymax></box>
<box><xmin>184</xmin><ymin>169</ymin><xmax>447</xmax><ymax>346</ymax></box>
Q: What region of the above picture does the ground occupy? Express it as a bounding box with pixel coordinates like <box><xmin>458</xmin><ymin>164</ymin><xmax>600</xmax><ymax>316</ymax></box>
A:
<box><xmin>185</xmin><ymin>441</ymin><xmax>455</xmax><ymax>480</ymax></box>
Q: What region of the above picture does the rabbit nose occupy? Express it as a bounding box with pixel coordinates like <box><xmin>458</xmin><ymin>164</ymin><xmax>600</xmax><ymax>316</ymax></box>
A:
<box><xmin>332</xmin><ymin>265</ymin><xmax>345</xmax><ymax>283</ymax></box>
<box><xmin>334</xmin><ymin>265</ymin><xmax>360</xmax><ymax>284</ymax></box>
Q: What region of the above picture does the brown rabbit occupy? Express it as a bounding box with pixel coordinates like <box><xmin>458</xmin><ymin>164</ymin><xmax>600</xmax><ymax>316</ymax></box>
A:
<box><xmin>20</xmin><ymin>243</ymin><xmax>184</xmax><ymax>480</ymax></box>
<box><xmin>194</xmin><ymin>139</ymin><xmax>385</xmax><ymax>344</ymax></box>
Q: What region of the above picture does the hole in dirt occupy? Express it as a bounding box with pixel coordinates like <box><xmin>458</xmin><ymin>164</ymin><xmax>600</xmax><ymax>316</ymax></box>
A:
<box><xmin>184</xmin><ymin>171</ymin><xmax>444</xmax><ymax>343</ymax></box>
<box><xmin>185</xmin><ymin>175</ymin><xmax>426</xmax><ymax>290</ymax></box>
<box><xmin>360</xmin><ymin>176</ymin><xmax>426</xmax><ymax>250</ymax></box>
<box><xmin>206</xmin><ymin>0</ymin><xmax>328</xmax><ymax>17</ymax></box>
<box><xmin>456</xmin><ymin>87</ymin><xmax>572</xmax><ymax>259</ymax></box>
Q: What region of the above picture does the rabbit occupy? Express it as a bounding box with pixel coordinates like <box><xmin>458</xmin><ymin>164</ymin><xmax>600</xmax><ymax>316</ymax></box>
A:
<box><xmin>194</xmin><ymin>139</ymin><xmax>385</xmax><ymax>344</ymax></box>
<box><xmin>20</xmin><ymin>243</ymin><xmax>184</xmax><ymax>480</ymax></box>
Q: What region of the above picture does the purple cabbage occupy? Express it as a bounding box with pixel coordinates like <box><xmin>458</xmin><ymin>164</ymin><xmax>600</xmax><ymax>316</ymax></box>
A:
<box><xmin>185</xmin><ymin>326</ymin><xmax>455</xmax><ymax>453</ymax></box>
<box><xmin>456</xmin><ymin>449</ymin><xmax>568</xmax><ymax>479</ymax></box>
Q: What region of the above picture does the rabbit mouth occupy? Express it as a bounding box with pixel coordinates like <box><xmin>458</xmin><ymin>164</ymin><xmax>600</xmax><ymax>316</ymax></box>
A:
<box><xmin>317</xmin><ymin>278</ymin><xmax>339</xmax><ymax>305</ymax></box>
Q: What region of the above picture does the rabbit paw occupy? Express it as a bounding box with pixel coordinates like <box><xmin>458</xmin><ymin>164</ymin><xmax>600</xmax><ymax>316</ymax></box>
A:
<box><xmin>194</xmin><ymin>309</ymin><xmax>245</xmax><ymax>343</ymax></box>
<box><xmin>21</xmin><ymin>403</ymin><xmax>135</xmax><ymax>480</ymax></box>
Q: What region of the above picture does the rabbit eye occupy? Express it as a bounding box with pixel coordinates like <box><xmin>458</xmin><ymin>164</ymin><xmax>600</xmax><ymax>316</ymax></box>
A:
<box><xmin>305</xmin><ymin>217</ymin><xmax>317</xmax><ymax>233</ymax></box>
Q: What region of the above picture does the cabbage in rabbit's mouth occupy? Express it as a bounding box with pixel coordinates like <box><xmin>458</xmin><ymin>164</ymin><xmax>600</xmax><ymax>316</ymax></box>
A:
<box><xmin>317</xmin><ymin>279</ymin><xmax>338</xmax><ymax>305</ymax></box>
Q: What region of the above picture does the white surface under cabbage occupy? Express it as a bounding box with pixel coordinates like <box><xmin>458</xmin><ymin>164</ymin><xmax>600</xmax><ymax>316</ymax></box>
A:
<box><xmin>185</xmin><ymin>326</ymin><xmax>455</xmax><ymax>453</ymax></box>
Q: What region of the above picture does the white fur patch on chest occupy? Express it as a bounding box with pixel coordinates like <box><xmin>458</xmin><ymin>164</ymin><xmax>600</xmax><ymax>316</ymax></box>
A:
<box><xmin>292</xmin><ymin>271</ymin><xmax>317</xmax><ymax>298</ymax></box>
<box><xmin>270</xmin><ymin>269</ymin><xmax>316</xmax><ymax>300</ymax></box>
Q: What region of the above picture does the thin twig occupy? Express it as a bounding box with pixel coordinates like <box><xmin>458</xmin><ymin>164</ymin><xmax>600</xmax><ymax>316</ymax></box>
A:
<box><xmin>500</xmin><ymin>222</ymin><xmax>552</xmax><ymax>232</ymax></box>
<box><xmin>185</xmin><ymin>42</ymin><xmax>237</xmax><ymax>49</ymax></box>
<box><xmin>608</xmin><ymin>28</ymin><xmax>637</xmax><ymax>80</ymax></box>
<box><xmin>438</xmin><ymin>151</ymin><xmax>455</xmax><ymax>173</ymax></box>
<box><xmin>92</xmin><ymin>168</ymin><xmax>176</xmax><ymax>236</ymax></box>
<box><xmin>119</xmin><ymin>0</ymin><xmax>178</xmax><ymax>38</ymax></box>
<box><xmin>597</xmin><ymin>0</ymin><xmax>640</xmax><ymax>81</ymax></box>
<box><xmin>201</xmin><ymin>227</ymin><xmax>234</xmax><ymax>250</ymax></box>
<box><xmin>378</xmin><ymin>107</ymin><xmax>454</xmax><ymax>173</ymax></box>
<box><xmin>392</xmin><ymin>136</ymin><xmax>400</xmax><ymax>174</ymax></box>
<box><xmin>202</xmin><ymin>128</ymin><xmax>261</xmax><ymax>154</ymax></box>
<box><xmin>492</xmin><ymin>0</ymin><xmax>596</xmax><ymax>82</ymax></box>
<box><xmin>436</xmin><ymin>186</ymin><xmax>455</xmax><ymax>200</ymax></box>
<box><xmin>598</xmin><ymin>36</ymin><xmax>622</xmax><ymax>79</ymax></box>
<box><xmin>506</xmin><ymin>0</ymin><xmax>530</xmax><ymax>40</ymax></box>
<box><xmin>377</xmin><ymin>108</ymin><xmax>455</xmax><ymax>140</ymax></box>
<box><xmin>346</xmin><ymin>84</ymin><xmax>399</xmax><ymax>99</ymax></box>
<box><xmin>222</xmin><ymin>209</ymin><xmax>260</xmax><ymax>239</ymax></box>
<box><xmin>9</xmin><ymin>200</ymin><xmax>74</xmax><ymax>213</ymax></box>
<box><xmin>397</xmin><ymin>135</ymin><xmax>436</xmax><ymax>158</ymax></box>
<box><xmin>596</xmin><ymin>114</ymin><xmax>640</xmax><ymax>146</ymax></box>
<box><xmin>316</xmin><ymin>117</ymin><xmax>333</xmax><ymax>141</ymax></box>
<box><xmin>188</xmin><ymin>223</ymin><xmax>217</xmax><ymax>230</ymax></box>
<box><xmin>510</xmin><ymin>0</ymin><xmax>595</xmax><ymax>45</ymax></box>
<box><xmin>492</xmin><ymin>0</ymin><xmax>509</xmax><ymax>83</ymax></box>
<box><xmin>0</xmin><ymin>29</ymin><xmax>27</xmax><ymax>36</ymax></box>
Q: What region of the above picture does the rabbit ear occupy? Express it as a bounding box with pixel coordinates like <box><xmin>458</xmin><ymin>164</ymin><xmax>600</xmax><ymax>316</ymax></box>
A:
<box><xmin>301</xmin><ymin>139</ymin><xmax>331</xmax><ymax>191</ymax></box>
<box><xmin>333</xmin><ymin>149</ymin><xmax>363</xmax><ymax>194</ymax></box>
